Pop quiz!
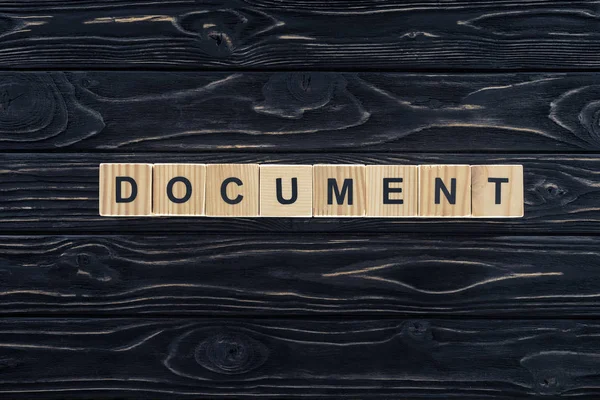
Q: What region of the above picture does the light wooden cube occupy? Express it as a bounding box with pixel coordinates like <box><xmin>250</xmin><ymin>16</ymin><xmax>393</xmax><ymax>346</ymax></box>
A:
<box><xmin>313</xmin><ymin>165</ymin><xmax>366</xmax><ymax>217</ymax></box>
<box><xmin>471</xmin><ymin>165</ymin><xmax>524</xmax><ymax>218</ymax></box>
<box><xmin>205</xmin><ymin>164</ymin><xmax>259</xmax><ymax>217</ymax></box>
<box><xmin>260</xmin><ymin>165</ymin><xmax>313</xmax><ymax>217</ymax></box>
<box><xmin>419</xmin><ymin>165</ymin><xmax>471</xmax><ymax>217</ymax></box>
<box><xmin>366</xmin><ymin>165</ymin><xmax>418</xmax><ymax>217</ymax></box>
<box><xmin>99</xmin><ymin>163</ymin><xmax>152</xmax><ymax>216</ymax></box>
<box><xmin>153</xmin><ymin>164</ymin><xmax>206</xmax><ymax>216</ymax></box>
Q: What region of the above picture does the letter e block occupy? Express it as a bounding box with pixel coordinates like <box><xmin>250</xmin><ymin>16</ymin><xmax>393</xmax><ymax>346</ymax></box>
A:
<box><xmin>260</xmin><ymin>165</ymin><xmax>313</xmax><ymax>217</ymax></box>
<box><xmin>313</xmin><ymin>165</ymin><xmax>366</xmax><ymax>217</ymax></box>
<box><xmin>419</xmin><ymin>165</ymin><xmax>471</xmax><ymax>217</ymax></box>
<box><xmin>471</xmin><ymin>165</ymin><xmax>524</xmax><ymax>218</ymax></box>
<box><xmin>366</xmin><ymin>165</ymin><xmax>418</xmax><ymax>217</ymax></box>
<box><xmin>205</xmin><ymin>164</ymin><xmax>259</xmax><ymax>217</ymax></box>
<box><xmin>153</xmin><ymin>164</ymin><xmax>206</xmax><ymax>216</ymax></box>
<box><xmin>99</xmin><ymin>163</ymin><xmax>152</xmax><ymax>216</ymax></box>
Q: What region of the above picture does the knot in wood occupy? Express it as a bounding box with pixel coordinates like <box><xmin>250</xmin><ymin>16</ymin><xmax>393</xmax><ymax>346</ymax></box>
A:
<box><xmin>195</xmin><ymin>331</ymin><xmax>269</xmax><ymax>375</ymax></box>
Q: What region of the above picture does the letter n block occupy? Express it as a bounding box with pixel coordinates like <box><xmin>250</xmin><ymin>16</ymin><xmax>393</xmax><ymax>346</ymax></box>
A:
<box><xmin>471</xmin><ymin>165</ymin><xmax>524</xmax><ymax>218</ymax></box>
<box><xmin>313</xmin><ymin>164</ymin><xmax>366</xmax><ymax>217</ymax></box>
<box><xmin>366</xmin><ymin>165</ymin><xmax>418</xmax><ymax>217</ymax></box>
<box><xmin>260</xmin><ymin>165</ymin><xmax>313</xmax><ymax>217</ymax></box>
<box><xmin>99</xmin><ymin>163</ymin><xmax>152</xmax><ymax>216</ymax></box>
<box><xmin>419</xmin><ymin>165</ymin><xmax>471</xmax><ymax>217</ymax></box>
<box><xmin>153</xmin><ymin>164</ymin><xmax>206</xmax><ymax>216</ymax></box>
<box><xmin>205</xmin><ymin>164</ymin><xmax>259</xmax><ymax>217</ymax></box>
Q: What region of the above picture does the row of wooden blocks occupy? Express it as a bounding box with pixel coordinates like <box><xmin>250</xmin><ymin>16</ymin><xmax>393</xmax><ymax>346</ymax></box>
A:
<box><xmin>99</xmin><ymin>164</ymin><xmax>524</xmax><ymax>218</ymax></box>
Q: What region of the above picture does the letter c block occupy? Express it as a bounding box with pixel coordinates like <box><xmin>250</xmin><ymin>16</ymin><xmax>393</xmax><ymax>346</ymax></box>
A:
<box><xmin>99</xmin><ymin>163</ymin><xmax>153</xmax><ymax>216</ymax></box>
<box><xmin>205</xmin><ymin>164</ymin><xmax>259</xmax><ymax>217</ymax></box>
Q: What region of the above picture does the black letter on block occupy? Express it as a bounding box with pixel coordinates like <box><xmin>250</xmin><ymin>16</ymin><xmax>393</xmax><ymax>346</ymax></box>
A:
<box><xmin>328</xmin><ymin>178</ymin><xmax>353</xmax><ymax>205</ymax></box>
<box><xmin>276</xmin><ymin>178</ymin><xmax>298</xmax><ymax>205</ymax></box>
<box><xmin>116</xmin><ymin>177</ymin><xmax>137</xmax><ymax>203</ymax></box>
<box><xmin>383</xmin><ymin>178</ymin><xmax>403</xmax><ymax>204</ymax></box>
<box><xmin>167</xmin><ymin>176</ymin><xmax>192</xmax><ymax>204</ymax></box>
<box><xmin>488</xmin><ymin>177</ymin><xmax>509</xmax><ymax>204</ymax></box>
<box><xmin>435</xmin><ymin>178</ymin><xmax>456</xmax><ymax>204</ymax></box>
<box><xmin>221</xmin><ymin>177</ymin><xmax>244</xmax><ymax>205</ymax></box>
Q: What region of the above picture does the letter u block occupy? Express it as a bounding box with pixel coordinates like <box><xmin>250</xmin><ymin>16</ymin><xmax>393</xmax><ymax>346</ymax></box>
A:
<box><xmin>260</xmin><ymin>165</ymin><xmax>313</xmax><ymax>217</ymax></box>
<box><xmin>419</xmin><ymin>165</ymin><xmax>471</xmax><ymax>217</ymax></box>
<box><xmin>205</xmin><ymin>164</ymin><xmax>259</xmax><ymax>217</ymax></box>
<box><xmin>99</xmin><ymin>163</ymin><xmax>153</xmax><ymax>216</ymax></box>
<box><xmin>313</xmin><ymin>164</ymin><xmax>366</xmax><ymax>217</ymax></box>
<box><xmin>153</xmin><ymin>164</ymin><xmax>206</xmax><ymax>216</ymax></box>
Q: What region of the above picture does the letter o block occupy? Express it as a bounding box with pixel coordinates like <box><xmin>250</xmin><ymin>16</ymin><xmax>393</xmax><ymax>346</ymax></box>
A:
<box><xmin>153</xmin><ymin>164</ymin><xmax>206</xmax><ymax>216</ymax></box>
<box><xmin>260</xmin><ymin>165</ymin><xmax>313</xmax><ymax>217</ymax></box>
<box><xmin>205</xmin><ymin>164</ymin><xmax>259</xmax><ymax>217</ymax></box>
<box><xmin>313</xmin><ymin>164</ymin><xmax>366</xmax><ymax>217</ymax></box>
<box><xmin>99</xmin><ymin>163</ymin><xmax>152</xmax><ymax>216</ymax></box>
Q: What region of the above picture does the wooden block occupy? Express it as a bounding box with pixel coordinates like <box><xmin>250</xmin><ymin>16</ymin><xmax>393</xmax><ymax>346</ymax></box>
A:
<box><xmin>260</xmin><ymin>165</ymin><xmax>313</xmax><ymax>217</ymax></box>
<box><xmin>99</xmin><ymin>163</ymin><xmax>152</xmax><ymax>217</ymax></box>
<box><xmin>471</xmin><ymin>165</ymin><xmax>524</xmax><ymax>218</ymax></box>
<box><xmin>205</xmin><ymin>164</ymin><xmax>259</xmax><ymax>217</ymax></box>
<box><xmin>366</xmin><ymin>165</ymin><xmax>418</xmax><ymax>217</ymax></box>
<box><xmin>419</xmin><ymin>165</ymin><xmax>471</xmax><ymax>217</ymax></box>
<box><xmin>313</xmin><ymin>165</ymin><xmax>366</xmax><ymax>217</ymax></box>
<box><xmin>153</xmin><ymin>164</ymin><xmax>206</xmax><ymax>216</ymax></box>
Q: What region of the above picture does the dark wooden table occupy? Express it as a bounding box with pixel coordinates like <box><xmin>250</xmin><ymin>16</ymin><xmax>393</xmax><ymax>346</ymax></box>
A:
<box><xmin>2</xmin><ymin>1</ymin><xmax>600</xmax><ymax>398</ymax></box>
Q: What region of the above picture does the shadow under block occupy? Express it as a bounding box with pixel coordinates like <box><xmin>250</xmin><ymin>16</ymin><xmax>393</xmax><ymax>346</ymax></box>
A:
<box><xmin>366</xmin><ymin>165</ymin><xmax>418</xmax><ymax>217</ymax></box>
<box><xmin>471</xmin><ymin>165</ymin><xmax>524</xmax><ymax>218</ymax></box>
<box><xmin>313</xmin><ymin>165</ymin><xmax>366</xmax><ymax>217</ymax></box>
<box><xmin>419</xmin><ymin>165</ymin><xmax>471</xmax><ymax>217</ymax></box>
<box><xmin>99</xmin><ymin>163</ymin><xmax>152</xmax><ymax>216</ymax></box>
<box><xmin>153</xmin><ymin>164</ymin><xmax>206</xmax><ymax>216</ymax></box>
<box><xmin>205</xmin><ymin>164</ymin><xmax>259</xmax><ymax>217</ymax></box>
<box><xmin>260</xmin><ymin>165</ymin><xmax>313</xmax><ymax>217</ymax></box>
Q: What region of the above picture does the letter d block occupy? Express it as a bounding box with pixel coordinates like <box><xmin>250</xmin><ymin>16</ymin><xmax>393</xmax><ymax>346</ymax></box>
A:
<box><xmin>471</xmin><ymin>165</ymin><xmax>524</xmax><ymax>218</ymax></box>
<box><xmin>419</xmin><ymin>165</ymin><xmax>471</xmax><ymax>217</ymax></box>
<box><xmin>153</xmin><ymin>164</ymin><xmax>206</xmax><ymax>216</ymax></box>
<box><xmin>260</xmin><ymin>165</ymin><xmax>313</xmax><ymax>217</ymax></box>
<box><xmin>99</xmin><ymin>163</ymin><xmax>152</xmax><ymax>216</ymax></box>
<box><xmin>313</xmin><ymin>165</ymin><xmax>366</xmax><ymax>217</ymax></box>
<box><xmin>205</xmin><ymin>164</ymin><xmax>259</xmax><ymax>217</ymax></box>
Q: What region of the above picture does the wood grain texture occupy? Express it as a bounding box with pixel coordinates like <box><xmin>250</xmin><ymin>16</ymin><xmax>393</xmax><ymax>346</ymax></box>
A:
<box><xmin>1</xmin><ymin>152</ymin><xmax>597</xmax><ymax>233</ymax></box>
<box><xmin>6</xmin><ymin>72</ymin><xmax>600</xmax><ymax>151</ymax></box>
<box><xmin>366</xmin><ymin>165</ymin><xmax>418</xmax><ymax>217</ymax></box>
<box><xmin>0</xmin><ymin>317</ymin><xmax>598</xmax><ymax>398</ymax></box>
<box><xmin>313</xmin><ymin>164</ymin><xmax>366</xmax><ymax>217</ymax></box>
<box><xmin>99</xmin><ymin>163</ymin><xmax>153</xmax><ymax>217</ymax></box>
<box><xmin>419</xmin><ymin>165</ymin><xmax>471</xmax><ymax>217</ymax></box>
<box><xmin>0</xmin><ymin>1</ymin><xmax>599</xmax><ymax>70</ymax></box>
<box><xmin>1</xmin><ymin>234</ymin><xmax>600</xmax><ymax>317</ymax></box>
<box><xmin>472</xmin><ymin>165</ymin><xmax>524</xmax><ymax>218</ymax></box>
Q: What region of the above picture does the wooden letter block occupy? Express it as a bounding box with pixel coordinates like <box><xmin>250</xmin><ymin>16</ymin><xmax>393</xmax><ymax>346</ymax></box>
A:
<box><xmin>260</xmin><ymin>165</ymin><xmax>313</xmax><ymax>217</ymax></box>
<box><xmin>205</xmin><ymin>164</ymin><xmax>259</xmax><ymax>217</ymax></box>
<box><xmin>366</xmin><ymin>165</ymin><xmax>418</xmax><ymax>217</ymax></box>
<box><xmin>471</xmin><ymin>165</ymin><xmax>524</xmax><ymax>218</ymax></box>
<box><xmin>419</xmin><ymin>165</ymin><xmax>471</xmax><ymax>217</ymax></box>
<box><xmin>99</xmin><ymin>163</ymin><xmax>152</xmax><ymax>216</ymax></box>
<box><xmin>153</xmin><ymin>164</ymin><xmax>206</xmax><ymax>216</ymax></box>
<box><xmin>313</xmin><ymin>165</ymin><xmax>366</xmax><ymax>217</ymax></box>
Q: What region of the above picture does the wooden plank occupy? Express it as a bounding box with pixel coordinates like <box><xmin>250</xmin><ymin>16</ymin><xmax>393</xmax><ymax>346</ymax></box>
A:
<box><xmin>3</xmin><ymin>71</ymin><xmax>600</xmax><ymax>151</ymax></box>
<box><xmin>0</xmin><ymin>234</ymin><xmax>599</xmax><ymax>317</ymax></box>
<box><xmin>0</xmin><ymin>1</ymin><xmax>599</xmax><ymax>70</ymax></box>
<box><xmin>0</xmin><ymin>152</ymin><xmax>598</xmax><ymax>233</ymax></box>
<box><xmin>0</xmin><ymin>317</ymin><xmax>597</xmax><ymax>398</ymax></box>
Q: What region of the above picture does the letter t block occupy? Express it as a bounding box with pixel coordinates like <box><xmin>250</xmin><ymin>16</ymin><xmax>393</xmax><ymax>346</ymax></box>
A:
<box><xmin>313</xmin><ymin>164</ymin><xmax>366</xmax><ymax>217</ymax></box>
<box><xmin>471</xmin><ymin>165</ymin><xmax>524</xmax><ymax>218</ymax></box>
